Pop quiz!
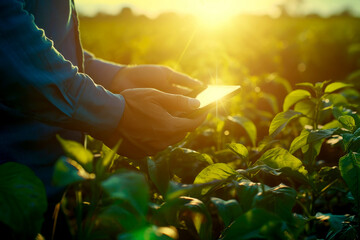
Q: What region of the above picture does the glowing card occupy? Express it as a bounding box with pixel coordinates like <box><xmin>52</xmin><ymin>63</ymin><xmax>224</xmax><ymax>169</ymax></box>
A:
<box><xmin>183</xmin><ymin>85</ymin><xmax>241</xmax><ymax>118</ymax></box>
<box><xmin>195</xmin><ymin>85</ymin><xmax>241</xmax><ymax>109</ymax></box>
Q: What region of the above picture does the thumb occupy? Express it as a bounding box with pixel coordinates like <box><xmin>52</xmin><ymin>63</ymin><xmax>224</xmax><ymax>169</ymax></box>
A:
<box><xmin>155</xmin><ymin>91</ymin><xmax>200</xmax><ymax>112</ymax></box>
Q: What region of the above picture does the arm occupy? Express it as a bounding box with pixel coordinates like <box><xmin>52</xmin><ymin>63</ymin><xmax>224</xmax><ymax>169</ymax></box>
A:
<box><xmin>83</xmin><ymin>53</ymin><xmax>203</xmax><ymax>95</ymax></box>
<box><xmin>0</xmin><ymin>0</ymin><xmax>124</xmax><ymax>140</ymax></box>
<box><xmin>83</xmin><ymin>51</ymin><xmax>124</xmax><ymax>90</ymax></box>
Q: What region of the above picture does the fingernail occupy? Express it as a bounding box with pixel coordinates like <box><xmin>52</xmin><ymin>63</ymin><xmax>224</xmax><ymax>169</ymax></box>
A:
<box><xmin>188</xmin><ymin>98</ymin><xmax>200</xmax><ymax>109</ymax></box>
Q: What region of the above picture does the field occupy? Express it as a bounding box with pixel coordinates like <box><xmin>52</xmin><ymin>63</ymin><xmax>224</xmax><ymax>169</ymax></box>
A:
<box><xmin>3</xmin><ymin>8</ymin><xmax>360</xmax><ymax>240</ymax></box>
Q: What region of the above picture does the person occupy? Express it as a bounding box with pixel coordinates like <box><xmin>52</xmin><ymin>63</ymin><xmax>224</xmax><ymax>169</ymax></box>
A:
<box><xmin>0</xmin><ymin>0</ymin><xmax>205</xmax><ymax>237</ymax></box>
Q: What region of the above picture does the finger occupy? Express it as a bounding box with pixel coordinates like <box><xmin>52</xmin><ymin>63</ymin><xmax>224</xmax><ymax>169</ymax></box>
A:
<box><xmin>167</xmin><ymin>69</ymin><xmax>203</xmax><ymax>89</ymax></box>
<box><xmin>170</xmin><ymin>115</ymin><xmax>206</xmax><ymax>132</ymax></box>
<box><xmin>166</xmin><ymin>85</ymin><xmax>190</xmax><ymax>95</ymax></box>
<box><xmin>155</xmin><ymin>91</ymin><xmax>200</xmax><ymax>112</ymax></box>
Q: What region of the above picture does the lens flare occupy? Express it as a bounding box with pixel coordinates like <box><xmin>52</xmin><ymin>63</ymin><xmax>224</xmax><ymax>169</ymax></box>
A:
<box><xmin>194</xmin><ymin>0</ymin><xmax>235</xmax><ymax>28</ymax></box>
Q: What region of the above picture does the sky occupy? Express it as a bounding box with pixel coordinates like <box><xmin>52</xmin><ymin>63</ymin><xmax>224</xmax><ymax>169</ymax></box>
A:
<box><xmin>75</xmin><ymin>0</ymin><xmax>360</xmax><ymax>18</ymax></box>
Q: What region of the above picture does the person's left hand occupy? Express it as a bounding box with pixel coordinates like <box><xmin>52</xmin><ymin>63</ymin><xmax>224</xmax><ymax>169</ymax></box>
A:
<box><xmin>109</xmin><ymin>65</ymin><xmax>203</xmax><ymax>94</ymax></box>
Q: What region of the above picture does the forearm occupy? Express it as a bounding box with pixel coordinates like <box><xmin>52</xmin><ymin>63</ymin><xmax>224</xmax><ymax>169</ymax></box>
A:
<box><xmin>83</xmin><ymin>51</ymin><xmax>124</xmax><ymax>91</ymax></box>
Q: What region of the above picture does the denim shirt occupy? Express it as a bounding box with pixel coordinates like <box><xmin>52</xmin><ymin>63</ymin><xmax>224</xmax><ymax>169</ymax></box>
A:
<box><xmin>0</xmin><ymin>0</ymin><xmax>125</xmax><ymax>196</ymax></box>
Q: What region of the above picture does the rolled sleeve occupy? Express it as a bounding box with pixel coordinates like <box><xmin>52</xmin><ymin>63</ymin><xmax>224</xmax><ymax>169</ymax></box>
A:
<box><xmin>0</xmin><ymin>0</ymin><xmax>124</xmax><ymax>140</ymax></box>
<box><xmin>70</xmin><ymin>73</ymin><xmax>125</xmax><ymax>136</ymax></box>
<box><xmin>84</xmin><ymin>51</ymin><xmax>124</xmax><ymax>90</ymax></box>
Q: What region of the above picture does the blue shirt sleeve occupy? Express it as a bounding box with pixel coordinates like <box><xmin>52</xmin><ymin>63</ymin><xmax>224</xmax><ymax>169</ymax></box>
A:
<box><xmin>0</xmin><ymin>0</ymin><xmax>125</xmax><ymax>140</ymax></box>
<box><xmin>83</xmin><ymin>51</ymin><xmax>124</xmax><ymax>90</ymax></box>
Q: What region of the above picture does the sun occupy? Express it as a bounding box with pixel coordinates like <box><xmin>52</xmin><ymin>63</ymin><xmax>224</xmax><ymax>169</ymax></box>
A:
<box><xmin>194</xmin><ymin>0</ymin><xmax>235</xmax><ymax>29</ymax></box>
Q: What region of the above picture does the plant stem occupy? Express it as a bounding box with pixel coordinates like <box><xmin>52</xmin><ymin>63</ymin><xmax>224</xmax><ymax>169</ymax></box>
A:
<box><xmin>313</xmin><ymin>98</ymin><xmax>320</xmax><ymax>130</ymax></box>
<box><xmin>296</xmin><ymin>199</ymin><xmax>312</xmax><ymax>219</ymax></box>
<box><xmin>84</xmin><ymin>182</ymin><xmax>101</xmax><ymax>238</ymax></box>
<box><xmin>76</xmin><ymin>184</ymin><xmax>83</xmax><ymax>239</ymax></box>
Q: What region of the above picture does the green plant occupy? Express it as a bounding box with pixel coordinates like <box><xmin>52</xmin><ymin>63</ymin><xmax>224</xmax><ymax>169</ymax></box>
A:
<box><xmin>0</xmin><ymin>162</ymin><xmax>47</xmax><ymax>240</ymax></box>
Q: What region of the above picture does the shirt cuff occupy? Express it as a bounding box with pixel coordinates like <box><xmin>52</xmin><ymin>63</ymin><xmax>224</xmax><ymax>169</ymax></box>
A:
<box><xmin>70</xmin><ymin>73</ymin><xmax>125</xmax><ymax>140</ymax></box>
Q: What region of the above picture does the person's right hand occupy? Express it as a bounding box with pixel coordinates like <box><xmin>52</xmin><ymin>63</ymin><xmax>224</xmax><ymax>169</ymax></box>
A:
<box><xmin>116</xmin><ymin>88</ymin><xmax>205</xmax><ymax>158</ymax></box>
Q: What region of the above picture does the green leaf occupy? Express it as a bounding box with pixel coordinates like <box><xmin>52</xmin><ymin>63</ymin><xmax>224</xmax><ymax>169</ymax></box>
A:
<box><xmin>316</xmin><ymin>167</ymin><xmax>342</xmax><ymax>193</ymax></box>
<box><xmin>318</xmin><ymin>166</ymin><xmax>341</xmax><ymax>183</ymax></box>
<box><xmin>165</xmin><ymin>181</ymin><xmax>198</xmax><ymax>201</ymax></box>
<box><xmin>302</xmin><ymin>140</ymin><xmax>323</xmax><ymax>167</ymax></box>
<box><xmin>155</xmin><ymin>197</ymin><xmax>212</xmax><ymax>240</ymax></box>
<box><xmin>325</xmin><ymin>82</ymin><xmax>353</xmax><ymax>93</ymax></box>
<box><xmin>52</xmin><ymin>157</ymin><xmax>94</xmax><ymax>187</ymax></box>
<box><xmin>289</xmin><ymin>129</ymin><xmax>310</xmax><ymax>154</ymax></box>
<box><xmin>101</xmin><ymin>140</ymin><xmax>121</xmax><ymax>169</ymax></box>
<box><xmin>170</xmin><ymin>148</ymin><xmax>213</xmax><ymax>165</ymax></box>
<box><xmin>211</xmin><ymin>198</ymin><xmax>242</xmax><ymax>227</ymax></box>
<box><xmin>257</xmin><ymin>147</ymin><xmax>308</xmax><ymax>176</ymax></box>
<box><xmin>269</xmin><ymin>110</ymin><xmax>302</xmax><ymax>137</ymax></box>
<box><xmin>165</xmin><ymin>181</ymin><xmax>222</xmax><ymax>201</ymax></box>
<box><xmin>339</xmin><ymin>152</ymin><xmax>360</xmax><ymax>208</ymax></box>
<box><xmin>316</xmin><ymin>80</ymin><xmax>332</xmax><ymax>91</ymax></box>
<box><xmin>227</xmin><ymin>143</ymin><xmax>249</xmax><ymax>159</ymax></box>
<box><xmin>346</xmin><ymin>136</ymin><xmax>360</xmax><ymax>152</ymax></box>
<box><xmin>326</xmin><ymin>215</ymin><xmax>357</xmax><ymax>240</ymax></box>
<box><xmin>0</xmin><ymin>162</ymin><xmax>47</xmax><ymax>236</ymax></box>
<box><xmin>283</xmin><ymin>89</ymin><xmax>311</xmax><ymax>111</ymax></box>
<box><xmin>234</xmin><ymin>180</ymin><xmax>262</xmax><ymax>213</ymax></box>
<box><xmin>307</xmin><ymin>128</ymin><xmax>339</xmax><ymax>144</ymax></box>
<box><xmin>95</xmin><ymin>140</ymin><xmax>121</xmax><ymax>178</ymax></box>
<box><xmin>339</xmin><ymin>115</ymin><xmax>356</xmax><ymax>131</ymax></box>
<box><xmin>228</xmin><ymin>116</ymin><xmax>257</xmax><ymax>146</ymax></box>
<box><xmin>220</xmin><ymin>208</ymin><xmax>284</xmax><ymax>240</ymax></box>
<box><xmin>253</xmin><ymin>184</ymin><xmax>297</xmax><ymax>222</ymax></box>
<box><xmin>296</xmin><ymin>82</ymin><xmax>315</xmax><ymax>90</ymax></box>
<box><xmin>57</xmin><ymin>135</ymin><xmax>93</xmax><ymax>173</ymax></box>
<box><xmin>118</xmin><ymin>225</ymin><xmax>175</xmax><ymax>240</ymax></box>
<box><xmin>316</xmin><ymin>213</ymin><xmax>356</xmax><ymax>240</ymax></box>
<box><xmin>97</xmin><ymin>203</ymin><xmax>147</xmax><ymax>233</ymax></box>
<box><xmin>169</xmin><ymin>147</ymin><xmax>213</xmax><ymax>182</ymax></box>
<box><xmin>238</xmin><ymin>165</ymin><xmax>282</xmax><ymax>177</ymax></box>
<box><xmin>102</xmin><ymin>171</ymin><xmax>150</xmax><ymax>216</ymax></box>
<box><xmin>322</xmin><ymin>119</ymin><xmax>343</xmax><ymax>130</ymax></box>
<box><xmin>294</xmin><ymin>99</ymin><xmax>316</xmax><ymax>126</ymax></box>
<box><xmin>148</xmin><ymin>156</ymin><xmax>170</xmax><ymax>195</ymax></box>
<box><xmin>182</xmin><ymin>197</ymin><xmax>212</xmax><ymax>240</ymax></box>
<box><xmin>325</xmin><ymin>93</ymin><xmax>348</xmax><ymax>106</ymax></box>
<box><xmin>214</xmin><ymin>149</ymin><xmax>239</xmax><ymax>163</ymax></box>
<box><xmin>340</xmin><ymin>133</ymin><xmax>355</xmax><ymax>152</ymax></box>
<box><xmin>316</xmin><ymin>212</ymin><xmax>347</xmax><ymax>234</ymax></box>
<box><xmin>194</xmin><ymin>163</ymin><xmax>237</xmax><ymax>185</ymax></box>
<box><xmin>354</xmin><ymin>127</ymin><xmax>360</xmax><ymax>136</ymax></box>
<box><xmin>333</xmin><ymin>106</ymin><xmax>360</xmax><ymax>127</ymax></box>
<box><xmin>257</xmin><ymin>137</ymin><xmax>280</xmax><ymax>153</ymax></box>
<box><xmin>239</xmin><ymin>165</ymin><xmax>309</xmax><ymax>184</ymax></box>
<box><xmin>85</xmin><ymin>135</ymin><xmax>103</xmax><ymax>154</ymax></box>
<box><xmin>194</xmin><ymin>163</ymin><xmax>237</xmax><ymax>195</ymax></box>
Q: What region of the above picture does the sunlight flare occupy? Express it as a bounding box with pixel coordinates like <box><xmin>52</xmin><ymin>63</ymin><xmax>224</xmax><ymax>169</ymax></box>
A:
<box><xmin>194</xmin><ymin>0</ymin><xmax>236</xmax><ymax>28</ymax></box>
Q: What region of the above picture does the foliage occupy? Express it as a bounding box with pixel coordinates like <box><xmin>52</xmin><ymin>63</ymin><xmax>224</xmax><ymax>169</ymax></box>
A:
<box><xmin>0</xmin><ymin>162</ymin><xmax>47</xmax><ymax>239</ymax></box>
<box><xmin>2</xmin><ymin>11</ymin><xmax>360</xmax><ymax>240</ymax></box>
<box><xmin>35</xmin><ymin>78</ymin><xmax>359</xmax><ymax>239</ymax></box>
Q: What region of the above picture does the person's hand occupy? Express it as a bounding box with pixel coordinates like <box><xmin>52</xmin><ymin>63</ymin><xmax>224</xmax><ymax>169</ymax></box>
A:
<box><xmin>115</xmin><ymin>88</ymin><xmax>205</xmax><ymax>158</ymax></box>
<box><xmin>109</xmin><ymin>65</ymin><xmax>203</xmax><ymax>94</ymax></box>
